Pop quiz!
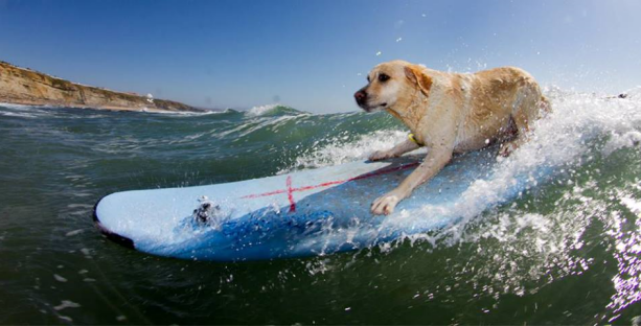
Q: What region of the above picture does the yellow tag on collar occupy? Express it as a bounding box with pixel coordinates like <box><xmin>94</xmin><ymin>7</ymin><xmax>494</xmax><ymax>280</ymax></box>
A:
<box><xmin>408</xmin><ymin>133</ymin><xmax>424</xmax><ymax>147</ymax></box>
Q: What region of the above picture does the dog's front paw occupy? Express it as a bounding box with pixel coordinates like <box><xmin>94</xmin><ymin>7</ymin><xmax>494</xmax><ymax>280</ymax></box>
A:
<box><xmin>368</xmin><ymin>150</ymin><xmax>394</xmax><ymax>161</ymax></box>
<box><xmin>371</xmin><ymin>191</ymin><xmax>403</xmax><ymax>215</ymax></box>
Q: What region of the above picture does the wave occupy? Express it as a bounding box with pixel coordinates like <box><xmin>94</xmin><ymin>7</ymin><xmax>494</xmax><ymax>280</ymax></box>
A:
<box><xmin>0</xmin><ymin>102</ymin><xmax>224</xmax><ymax>118</ymax></box>
<box><xmin>0</xmin><ymin>102</ymin><xmax>59</xmax><ymax>118</ymax></box>
<box><xmin>0</xmin><ymin>102</ymin><xmax>38</xmax><ymax>110</ymax></box>
<box><xmin>245</xmin><ymin>104</ymin><xmax>308</xmax><ymax>117</ymax></box>
<box><xmin>144</xmin><ymin>108</ymin><xmax>229</xmax><ymax>117</ymax></box>
<box><xmin>282</xmin><ymin>129</ymin><xmax>425</xmax><ymax>172</ymax></box>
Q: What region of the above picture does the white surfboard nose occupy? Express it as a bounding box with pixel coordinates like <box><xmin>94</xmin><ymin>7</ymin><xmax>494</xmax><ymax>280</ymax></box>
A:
<box><xmin>93</xmin><ymin>195</ymin><xmax>135</xmax><ymax>249</ymax></box>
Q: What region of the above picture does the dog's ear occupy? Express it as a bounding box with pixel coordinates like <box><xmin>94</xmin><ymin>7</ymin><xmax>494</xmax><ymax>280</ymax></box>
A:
<box><xmin>404</xmin><ymin>65</ymin><xmax>433</xmax><ymax>97</ymax></box>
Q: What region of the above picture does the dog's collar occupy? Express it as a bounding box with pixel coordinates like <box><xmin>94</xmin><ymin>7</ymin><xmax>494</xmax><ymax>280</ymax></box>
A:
<box><xmin>408</xmin><ymin>133</ymin><xmax>424</xmax><ymax>147</ymax></box>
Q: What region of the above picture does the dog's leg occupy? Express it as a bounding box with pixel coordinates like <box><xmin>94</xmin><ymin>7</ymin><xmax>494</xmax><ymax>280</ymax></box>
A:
<box><xmin>498</xmin><ymin>88</ymin><xmax>546</xmax><ymax>157</ymax></box>
<box><xmin>369</xmin><ymin>139</ymin><xmax>420</xmax><ymax>161</ymax></box>
<box><xmin>371</xmin><ymin>148</ymin><xmax>452</xmax><ymax>215</ymax></box>
<box><xmin>498</xmin><ymin>116</ymin><xmax>528</xmax><ymax>157</ymax></box>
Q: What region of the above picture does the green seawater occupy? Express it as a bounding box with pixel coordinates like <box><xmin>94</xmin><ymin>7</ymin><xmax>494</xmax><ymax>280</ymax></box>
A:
<box><xmin>1</xmin><ymin>90</ymin><xmax>641</xmax><ymax>324</ymax></box>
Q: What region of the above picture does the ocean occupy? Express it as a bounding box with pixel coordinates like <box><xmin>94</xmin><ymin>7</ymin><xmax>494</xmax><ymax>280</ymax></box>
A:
<box><xmin>1</xmin><ymin>87</ymin><xmax>641</xmax><ymax>324</ymax></box>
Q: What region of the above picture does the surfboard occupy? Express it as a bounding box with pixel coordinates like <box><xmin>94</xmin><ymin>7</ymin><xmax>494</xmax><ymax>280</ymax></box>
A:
<box><xmin>93</xmin><ymin>149</ymin><xmax>548</xmax><ymax>261</ymax></box>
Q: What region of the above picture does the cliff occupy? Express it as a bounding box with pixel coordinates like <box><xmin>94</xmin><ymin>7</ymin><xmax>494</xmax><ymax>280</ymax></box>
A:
<box><xmin>0</xmin><ymin>61</ymin><xmax>203</xmax><ymax>113</ymax></box>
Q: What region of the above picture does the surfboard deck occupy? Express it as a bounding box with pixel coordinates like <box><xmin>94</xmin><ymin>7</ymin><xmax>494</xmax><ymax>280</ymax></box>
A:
<box><xmin>93</xmin><ymin>149</ymin><xmax>543</xmax><ymax>261</ymax></box>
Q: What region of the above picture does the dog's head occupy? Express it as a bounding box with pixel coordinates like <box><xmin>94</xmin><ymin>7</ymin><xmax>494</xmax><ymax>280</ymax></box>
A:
<box><xmin>354</xmin><ymin>60</ymin><xmax>433</xmax><ymax>114</ymax></box>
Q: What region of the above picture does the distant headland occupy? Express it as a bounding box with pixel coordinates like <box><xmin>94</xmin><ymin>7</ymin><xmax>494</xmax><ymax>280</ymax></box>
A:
<box><xmin>0</xmin><ymin>60</ymin><xmax>205</xmax><ymax>113</ymax></box>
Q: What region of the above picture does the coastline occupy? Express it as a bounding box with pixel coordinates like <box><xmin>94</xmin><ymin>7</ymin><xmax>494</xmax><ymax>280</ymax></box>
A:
<box><xmin>0</xmin><ymin>99</ymin><xmax>189</xmax><ymax>113</ymax></box>
<box><xmin>0</xmin><ymin>60</ymin><xmax>205</xmax><ymax>114</ymax></box>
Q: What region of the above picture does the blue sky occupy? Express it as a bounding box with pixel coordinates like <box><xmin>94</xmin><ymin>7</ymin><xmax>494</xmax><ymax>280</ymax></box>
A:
<box><xmin>1</xmin><ymin>0</ymin><xmax>640</xmax><ymax>113</ymax></box>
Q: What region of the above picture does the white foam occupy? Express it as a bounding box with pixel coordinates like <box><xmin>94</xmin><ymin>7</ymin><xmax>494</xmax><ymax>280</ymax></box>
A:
<box><xmin>54</xmin><ymin>300</ymin><xmax>81</xmax><ymax>311</ymax></box>
<box><xmin>0</xmin><ymin>102</ymin><xmax>38</xmax><ymax>110</ymax></box>
<box><xmin>431</xmin><ymin>87</ymin><xmax>639</xmax><ymax>242</ymax></box>
<box><xmin>285</xmin><ymin>130</ymin><xmax>427</xmax><ymax>172</ymax></box>
<box><xmin>622</xmin><ymin>86</ymin><xmax>641</xmax><ymax>100</ymax></box>
<box><xmin>53</xmin><ymin>274</ymin><xmax>68</xmax><ymax>282</ymax></box>
<box><xmin>147</xmin><ymin>109</ymin><xmax>224</xmax><ymax>117</ymax></box>
<box><xmin>65</xmin><ymin>229</ymin><xmax>84</xmax><ymax>237</ymax></box>
<box><xmin>0</xmin><ymin>111</ymin><xmax>38</xmax><ymax>118</ymax></box>
<box><xmin>247</xmin><ymin>104</ymin><xmax>280</xmax><ymax>116</ymax></box>
<box><xmin>216</xmin><ymin>114</ymin><xmax>299</xmax><ymax>139</ymax></box>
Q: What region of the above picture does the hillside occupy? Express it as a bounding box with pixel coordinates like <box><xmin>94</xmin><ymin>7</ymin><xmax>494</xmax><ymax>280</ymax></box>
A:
<box><xmin>0</xmin><ymin>61</ymin><xmax>203</xmax><ymax>113</ymax></box>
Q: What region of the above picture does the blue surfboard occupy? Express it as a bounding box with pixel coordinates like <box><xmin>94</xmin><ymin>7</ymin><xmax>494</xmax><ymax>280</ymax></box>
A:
<box><xmin>93</xmin><ymin>149</ymin><xmax>549</xmax><ymax>261</ymax></box>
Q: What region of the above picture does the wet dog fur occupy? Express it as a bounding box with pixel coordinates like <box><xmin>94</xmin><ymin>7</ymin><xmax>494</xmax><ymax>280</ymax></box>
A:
<box><xmin>354</xmin><ymin>60</ymin><xmax>550</xmax><ymax>215</ymax></box>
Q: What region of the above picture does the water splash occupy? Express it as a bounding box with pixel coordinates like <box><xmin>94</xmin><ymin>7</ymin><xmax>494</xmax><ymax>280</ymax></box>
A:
<box><xmin>286</xmin><ymin>87</ymin><xmax>641</xmax><ymax>318</ymax></box>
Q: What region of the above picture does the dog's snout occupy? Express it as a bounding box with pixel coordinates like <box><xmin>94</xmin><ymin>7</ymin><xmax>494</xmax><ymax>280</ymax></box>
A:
<box><xmin>354</xmin><ymin>89</ymin><xmax>367</xmax><ymax>105</ymax></box>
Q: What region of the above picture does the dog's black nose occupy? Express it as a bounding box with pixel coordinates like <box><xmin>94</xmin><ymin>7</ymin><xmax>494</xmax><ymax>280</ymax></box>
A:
<box><xmin>354</xmin><ymin>90</ymin><xmax>367</xmax><ymax>105</ymax></box>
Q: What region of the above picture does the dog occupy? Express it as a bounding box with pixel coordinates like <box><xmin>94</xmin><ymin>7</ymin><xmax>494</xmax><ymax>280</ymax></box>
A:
<box><xmin>354</xmin><ymin>60</ymin><xmax>550</xmax><ymax>215</ymax></box>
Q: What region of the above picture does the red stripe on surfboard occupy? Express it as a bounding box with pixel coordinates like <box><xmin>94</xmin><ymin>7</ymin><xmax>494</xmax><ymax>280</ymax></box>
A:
<box><xmin>286</xmin><ymin>175</ymin><xmax>296</xmax><ymax>212</ymax></box>
<box><xmin>241</xmin><ymin>161</ymin><xmax>420</xmax><ymax>200</ymax></box>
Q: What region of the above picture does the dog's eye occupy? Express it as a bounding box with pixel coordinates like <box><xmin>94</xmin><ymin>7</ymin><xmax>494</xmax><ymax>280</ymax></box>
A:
<box><xmin>378</xmin><ymin>74</ymin><xmax>390</xmax><ymax>82</ymax></box>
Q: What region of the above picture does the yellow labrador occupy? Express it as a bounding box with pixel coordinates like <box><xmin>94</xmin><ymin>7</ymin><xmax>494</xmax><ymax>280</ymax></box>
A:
<box><xmin>354</xmin><ymin>60</ymin><xmax>550</xmax><ymax>215</ymax></box>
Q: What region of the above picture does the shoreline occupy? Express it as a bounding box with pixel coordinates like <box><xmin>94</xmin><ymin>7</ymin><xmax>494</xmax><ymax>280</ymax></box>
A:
<box><xmin>0</xmin><ymin>60</ymin><xmax>205</xmax><ymax>114</ymax></box>
<box><xmin>0</xmin><ymin>98</ymin><xmax>191</xmax><ymax>113</ymax></box>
